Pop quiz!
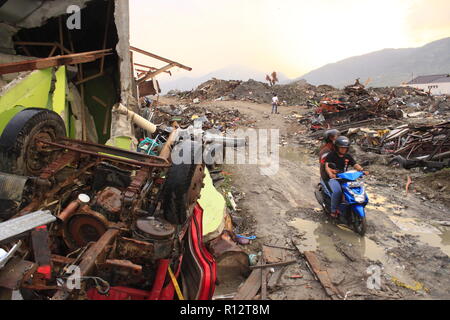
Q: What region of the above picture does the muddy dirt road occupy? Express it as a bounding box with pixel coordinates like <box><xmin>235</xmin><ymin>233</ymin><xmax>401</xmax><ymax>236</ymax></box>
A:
<box><xmin>195</xmin><ymin>99</ymin><xmax>450</xmax><ymax>300</ymax></box>
<box><xmin>162</xmin><ymin>97</ymin><xmax>450</xmax><ymax>299</ymax></box>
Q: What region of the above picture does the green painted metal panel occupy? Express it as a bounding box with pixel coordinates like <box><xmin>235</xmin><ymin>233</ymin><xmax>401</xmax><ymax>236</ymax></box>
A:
<box><xmin>106</xmin><ymin>136</ymin><xmax>134</xmax><ymax>151</ymax></box>
<box><xmin>52</xmin><ymin>67</ymin><xmax>68</xmax><ymax>132</ymax></box>
<box><xmin>0</xmin><ymin>106</ymin><xmax>26</xmax><ymax>134</ymax></box>
<box><xmin>52</xmin><ymin>67</ymin><xmax>67</xmax><ymax>115</ymax></box>
<box><xmin>0</xmin><ymin>68</ymin><xmax>52</xmax><ymax>113</ymax></box>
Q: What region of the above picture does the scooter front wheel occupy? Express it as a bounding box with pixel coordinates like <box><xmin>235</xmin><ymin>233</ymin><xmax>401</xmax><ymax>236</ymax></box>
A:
<box><xmin>353</xmin><ymin>216</ymin><xmax>367</xmax><ymax>236</ymax></box>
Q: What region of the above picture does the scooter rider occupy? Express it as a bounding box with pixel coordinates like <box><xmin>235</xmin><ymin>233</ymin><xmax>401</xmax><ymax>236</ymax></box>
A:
<box><xmin>319</xmin><ymin>129</ymin><xmax>340</xmax><ymax>177</ymax></box>
<box><xmin>319</xmin><ymin>130</ymin><xmax>339</xmax><ymax>193</ymax></box>
<box><xmin>323</xmin><ymin>136</ymin><xmax>366</xmax><ymax>218</ymax></box>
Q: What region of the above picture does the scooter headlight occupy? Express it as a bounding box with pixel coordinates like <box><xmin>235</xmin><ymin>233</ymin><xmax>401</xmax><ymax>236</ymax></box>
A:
<box><xmin>354</xmin><ymin>194</ymin><xmax>366</xmax><ymax>203</ymax></box>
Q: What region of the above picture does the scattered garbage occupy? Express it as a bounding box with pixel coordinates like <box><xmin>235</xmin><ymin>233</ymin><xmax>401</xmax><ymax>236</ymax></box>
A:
<box><xmin>236</xmin><ymin>234</ymin><xmax>257</xmax><ymax>241</ymax></box>
<box><xmin>248</xmin><ymin>254</ymin><xmax>259</xmax><ymax>267</ymax></box>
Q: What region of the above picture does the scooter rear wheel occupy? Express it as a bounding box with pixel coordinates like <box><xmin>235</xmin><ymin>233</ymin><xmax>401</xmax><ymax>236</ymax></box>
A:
<box><xmin>353</xmin><ymin>216</ymin><xmax>367</xmax><ymax>236</ymax></box>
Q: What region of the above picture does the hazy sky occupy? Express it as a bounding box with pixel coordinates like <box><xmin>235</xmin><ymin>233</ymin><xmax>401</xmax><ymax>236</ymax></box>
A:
<box><xmin>129</xmin><ymin>0</ymin><xmax>450</xmax><ymax>81</ymax></box>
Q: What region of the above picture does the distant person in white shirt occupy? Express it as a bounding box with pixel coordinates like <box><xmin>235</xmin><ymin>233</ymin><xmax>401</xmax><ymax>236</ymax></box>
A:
<box><xmin>272</xmin><ymin>94</ymin><xmax>279</xmax><ymax>114</ymax></box>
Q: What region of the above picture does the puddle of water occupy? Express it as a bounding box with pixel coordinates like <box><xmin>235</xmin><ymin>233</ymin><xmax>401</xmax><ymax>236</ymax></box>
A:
<box><xmin>289</xmin><ymin>218</ymin><xmax>386</xmax><ymax>263</ymax></box>
<box><xmin>389</xmin><ymin>216</ymin><xmax>450</xmax><ymax>256</ymax></box>
<box><xmin>280</xmin><ymin>146</ymin><xmax>311</xmax><ymax>164</ymax></box>
<box><xmin>289</xmin><ymin>218</ymin><xmax>426</xmax><ymax>290</ymax></box>
<box><xmin>364</xmin><ymin>186</ymin><xmax>450</xmax><ymax>256</ymax></box>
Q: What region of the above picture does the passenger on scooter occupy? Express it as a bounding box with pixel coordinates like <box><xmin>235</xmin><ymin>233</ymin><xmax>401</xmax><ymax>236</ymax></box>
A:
<box><xmin>319</xmin><ymin>129</ymin><xmax>340</xmax><ymax>181</ymax></box>
<box><xmin>323</xmin><ymin>136</ymin><xmax>365</xmax><ymax>218</ymax></box>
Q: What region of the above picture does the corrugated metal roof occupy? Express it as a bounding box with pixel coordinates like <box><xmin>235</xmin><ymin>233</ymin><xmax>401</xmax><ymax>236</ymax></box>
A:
<box><xmin>408</xmin><ymin>74</ymin><xmax>450</xmax><ymax>84</ymax></box>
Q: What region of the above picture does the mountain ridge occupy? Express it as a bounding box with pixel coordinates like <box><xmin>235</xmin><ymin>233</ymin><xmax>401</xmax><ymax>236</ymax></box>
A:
<box><xmin>296</xmin><ymin>37</ymin><xmax>450</xmax><ymax>88</ymax></box>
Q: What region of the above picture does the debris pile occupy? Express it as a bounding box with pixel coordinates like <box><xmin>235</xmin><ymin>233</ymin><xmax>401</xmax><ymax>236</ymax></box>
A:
<box><xmin>173</xmin><ymin>79</ymin><xmax>449</xmax><ymax>130</ymax></box>
<box><xmin>175</xmin><ymin>79</ymin><xmax>343</xmax><ymax>106</ymax></box>
<box><xmin>152</xmin><ymin>104</ymin><xmax>256</xmax><ymax>132</ymax></box>
<box><xmin>351</xmin><ymin>122</ymin><xmax>450</xmax><ymax>171</ymax></box>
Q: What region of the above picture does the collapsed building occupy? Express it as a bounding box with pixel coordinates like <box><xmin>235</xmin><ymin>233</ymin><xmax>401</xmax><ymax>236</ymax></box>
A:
<box><xmin>0</xmin><ymin>0</ymin><xmax>229</xmax><ymax>301</ymax></box>
<box><xmin>0</xmin><ymin>0</ymin><xmax>134</xmax><ymax>145</ymax></box>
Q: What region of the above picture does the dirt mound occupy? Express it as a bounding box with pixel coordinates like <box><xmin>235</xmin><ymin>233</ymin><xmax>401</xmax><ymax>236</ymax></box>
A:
<box><xmin>175</xmin><ymin>78</ymin><xmax>344</xmax><ymax>105</ymax></box>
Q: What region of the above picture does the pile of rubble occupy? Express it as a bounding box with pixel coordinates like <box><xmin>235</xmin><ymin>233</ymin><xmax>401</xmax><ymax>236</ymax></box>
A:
<box><xmin>303</xmin><ymin>80</ymin><xmax>450</xmax><ymax>132</ymax></box>
<box><xmin>152</xmin><ymin>104</ymin><xmax>256</xmax><ymax>132</ymax></box>
<box><xmin>174</xmin><ymin>78</ymin><xmax>343</xmax><ymax>106</ymax></box>
<box><xmin>170</xmin><ymin>77</ymin><xmax>450</xmax><ymax>172</ymax></box>
<box><xmin>349</xmin><ymin>121</ymin><xmax>450</xmax><ymax>171</ymax></box>
<box><xmin>174</xmin><ymin>78</ymin><xmax>449</xmax><ymax>123</ymax></box>
<box><xmin>277</xmin><ymin>80</ymin><xmax>450</xmax><ymax>172</ymax></box>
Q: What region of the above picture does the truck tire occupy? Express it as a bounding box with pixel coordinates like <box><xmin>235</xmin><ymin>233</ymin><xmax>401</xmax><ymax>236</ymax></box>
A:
<box><xmin>162</xmin><ymin>141</ymin><xmax>205</xmax><ymax>225</ymax></box>
<box><xmin>0</xmin><ymin>109</ymin><xmax>66</xmax><ymax>176</ymax></box>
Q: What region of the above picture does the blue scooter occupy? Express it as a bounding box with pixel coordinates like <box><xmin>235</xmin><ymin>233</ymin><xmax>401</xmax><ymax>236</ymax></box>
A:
<box><xmin>315</xmin><ymin>170</ymin><xmax>369</xmax><ymax>236</ymax></box>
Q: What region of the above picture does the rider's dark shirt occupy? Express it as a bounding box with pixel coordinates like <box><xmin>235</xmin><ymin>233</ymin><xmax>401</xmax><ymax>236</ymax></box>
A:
<box><xmin>322</xmin><ymin>151</ymin><xmax>356</xmax><ymax>181</ymax></box>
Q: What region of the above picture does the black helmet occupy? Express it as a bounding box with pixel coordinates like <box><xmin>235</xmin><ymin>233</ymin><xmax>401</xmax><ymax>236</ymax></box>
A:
<box><xmin>324</xmin><ymin>129</ymin><xmax>340</xmax><ymax>143</ymax></box>
<box><xmin>335</xmin><ymin>136</ymin><xmax>351</xmax><ymax>148</ymax></box>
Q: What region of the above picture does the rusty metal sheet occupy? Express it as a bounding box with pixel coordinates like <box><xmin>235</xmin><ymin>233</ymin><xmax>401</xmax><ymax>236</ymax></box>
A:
<box><xmin>117</xmin><ymin>237</ymin><xmax>154</xmax><ymax>261</ymax></box>
<box><xmin>0</xmin><ymin>258</ymin><xmax>36</xmax><ymax>290</ymax></box>
<box><xmin>0</xmin><ymin>173</ymin><xmax>28</xmax><ymax>201</ymax></box>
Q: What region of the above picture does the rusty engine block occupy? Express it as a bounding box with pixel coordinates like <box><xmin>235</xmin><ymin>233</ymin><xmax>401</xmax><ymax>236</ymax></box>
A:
<box><xmin>0</xmin><ymin>137</ymin><xmax>205</xmax><ymax>299</ymax></box>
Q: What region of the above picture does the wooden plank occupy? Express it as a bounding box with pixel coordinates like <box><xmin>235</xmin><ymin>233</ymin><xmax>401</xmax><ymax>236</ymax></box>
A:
<box><xmin>233</xmin><ymin>259</ymin><xmax>262</xmax><ymax>300</ymax></box>
<box><xmin>130</xmin><ymin>46</ymin><xmax>192</xmax><ymax>71</ymax></box>
<box><xmin>134</xmin><ymin>63</ymin><xmax>172</xmax><ymax>75</ymax></box>
<box><xmin>137</xmin><ymin>63</ymin><xmax>175</xmax><ymax>84</ymax></box>
<box><xmin>100</xmin><ymin>0</ymin><xmax>113</xmax><ymax>73</ymax></box>
<box><xmin>14</xmin><ymin>41</ymin><xmax>73</xmax><ymax>55</ymax></box>
<box><xmin>263</xmin><ymin>243</ymin><xmax>297</xmax><ymax>252</ymax></box>
<box><xmin>92</xmin><ymin>96</ymin><xmax>108</xmax><ymax>108</ymax></box>
<box><xmin>58</xmin><ymin>17</ymin><xmax>64</xmax><ymax>55</ymax></box>
<box><xmin>303</xmin><ymin>251</ymin><xmax>342</xmax><ymax>300</ymax></box>
<box><xmin>261</xmin><ymin>254</ymin><xmax>267</xmax><ymax>300</ymax></box>
<box><xmin>48</xmin><ymin>45</ymin><xmax>58</xmax><ymax>58</ymax></box>
<box><xmin>0</xmin><ymin>49</ymin><xmax>112</xmax><ymax>75</ymax></box>
<box><xmin>75</xmin><ymin>72</ymin><xmax>104</xmax><ymax>85</ymax></box>
<box><xmin>103</xmin><ymin>107</ymin><xmax>111</xmax><ymax>135</ymax></box>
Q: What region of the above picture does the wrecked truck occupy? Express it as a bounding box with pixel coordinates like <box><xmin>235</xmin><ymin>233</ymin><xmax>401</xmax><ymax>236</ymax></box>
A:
<box><xmin>0</xmin><ymin>134</ymin><xmax>215</xmax><ymax>300</ymax></box>
<box><xmin>0</xmin><ymin>0</ymin><xmax>216</xmax><ymax>300</ymax></box>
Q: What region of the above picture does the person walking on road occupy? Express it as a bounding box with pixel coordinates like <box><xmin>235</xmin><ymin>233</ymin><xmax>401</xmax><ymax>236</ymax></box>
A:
<box><xmin>272</xmin><ymin>94</ymin><xmax>279</xmax><ymax>114</ymax></box>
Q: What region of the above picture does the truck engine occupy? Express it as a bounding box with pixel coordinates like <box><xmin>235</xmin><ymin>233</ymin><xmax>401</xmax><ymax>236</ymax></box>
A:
<box><xmin>0</xmin><ymin>132</ymin><xmax>212</xmax><ymax>300</ymax></box>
